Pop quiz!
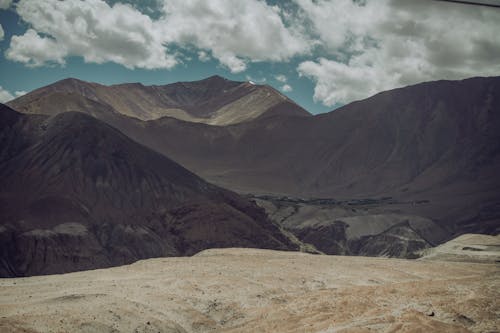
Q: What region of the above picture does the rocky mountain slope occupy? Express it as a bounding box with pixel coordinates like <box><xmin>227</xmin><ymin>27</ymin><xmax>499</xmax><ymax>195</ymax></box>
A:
<box><xmin>124</xmin><ymin>76</ymin><xmax>500</xmax><ymax>199</ymax></box>
<box><xmin>0</xmin><ymin>104</ymin><xmax>296</xmax><ymax>277</ymax></box>
<box><xmin>1</xmin><ymin>245</ymin><xmax>498</xmax><ymax>333</ymax></box>
<box><xmin>6</xmin><ymin>76</ymin><xmax>500</xmax><ymax>260</ymax></box>
<box><xmin>64</xmin><ymin>76</ymin><xmax>497</xmax><ymax>239</ymax></box>
<box><xmin>252</xmin><ymin>195</ymin><xmax>449</xmax><ymax>258</ymax></box>
<box><xmin>8</xmin><ymin>75</ymin><xmax>310</xmax><ymax>125</ymax></box>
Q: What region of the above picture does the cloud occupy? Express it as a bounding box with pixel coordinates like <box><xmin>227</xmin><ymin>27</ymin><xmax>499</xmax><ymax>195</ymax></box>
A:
<box><xmin>0</xmin><ymin>87</ymin><xmax>13</xmax><ymax>103</ymax></box>
<box><xmin>245</xmin><ymin>75</ymin><xmax>267</xmax><ymax>83</ymax></box>
<box><xmin>0</xmin><ymin>0</ymin><xmax>12</xmax><ymax>10</ymax></box>
<box><xmin>296</xmin><ymin>0</ymin><xmax>500</xmax><ymax>106</ymax></box>
<box><xmin>6</xmin><ymin>29</ymin><xmax>67</xmax><ymax>67</ymax></box>
<box><xmin>275</xmin><ymin>74</ymin><xmax>287</xmax><ymax>83</ymax></box>
<box><xmin>7</xmin><ymin>0</ymin><xmax>177</xmax><ymax>69</ymax></box>
<box><xmin>281</xmin><ymin>84</ymin><xmax>292</xmax><ymax>92</ymax></box>
<box><xmin>197</xmin><ymin>50</ymin><xmax>211</xmax><ymax>62</ymax></box>
<box><xmin>158</xmin><ymin>0</ymin><xmax>311</xmax><ymax>72</ymax></box>
<box><xmin>6</xmin><ymin>0</ymin><xmax>498</xmax><ymax>100</ymax></box>
<box><xmin>0</xmin><ymin>24</ymin><xmax>3</xmax><ymax>41</ymax></box>
<box><xmin>0</xmin><ymin>86</ymin><xmax>28</xmax><ymax>103</ymax></box>
<box><xmin>7</xmin><ymin>0</ymin><xmax>310</xmax><ymax>73</ymax></box>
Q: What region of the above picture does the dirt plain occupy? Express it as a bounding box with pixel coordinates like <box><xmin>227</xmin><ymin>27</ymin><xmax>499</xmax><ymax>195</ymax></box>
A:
<box><xmin>0</xmin><ymin>235</ymin><xmax>499</xmax><ymax>333</ymax></box>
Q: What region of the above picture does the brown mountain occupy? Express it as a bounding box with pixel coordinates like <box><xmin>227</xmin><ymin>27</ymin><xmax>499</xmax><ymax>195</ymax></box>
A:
<box><xmin>7</xmin><ymin>76</ymin><xmax>500</xmax><ymax>257</ymax></box>
<box><xmin>76</xmin><ymin>76</ymin><xmax>499</xmax><ymax>238</ymax></box>
<box><xmin>0</xmin><ymin>104</ymin><xmax>296</xmax><ymax>277</ymax></box>
<box><xmin>8</xmin><ymin>75</ymin><xmax>310</xmax><ymax>125</ymax></box>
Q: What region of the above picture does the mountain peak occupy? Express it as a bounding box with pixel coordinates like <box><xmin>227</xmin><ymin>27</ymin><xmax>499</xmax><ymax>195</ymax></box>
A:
<box><xmin>52</xmin><ymin>77</ymin><xmax>99</xmax><ymax>87</ymax></box>
<box><xmin>0</xmin><ymin>108</ymin><xmax>297</xmax><ymax>276</ymax></box>
<box><xmin>10</xmin><ymin>75</ymin><xmax>309</xmax><ymax>125</ymax></box>
<box><xmin>204</xmin><ymin>74</ymin><xmax>227</xmax><ymax>81</ymax></box>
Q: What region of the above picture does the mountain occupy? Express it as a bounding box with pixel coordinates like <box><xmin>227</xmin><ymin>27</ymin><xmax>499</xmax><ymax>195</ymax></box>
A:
<box><xmin>0</xmin><ymin>104</ymin><xmax>296</xmax><ymax>277</ymax></box>
<box><xmin>62</xmin><ymin>77</ymin><xmax>496</xmax><ymax>234</ymax></box>
<box><xmin>7</xmin><ymin>76</ymin><xmax>500</xmax><ymax>257</ymax></box>
<box><xmin>8</xmin><ymin>75</ymin><xmax>310</xmax><ymax>125</ymax></box>
<box><xmin>126</xmin><ymin>76</ymin><xmax>500</xmax><ymax>197</ymax></box>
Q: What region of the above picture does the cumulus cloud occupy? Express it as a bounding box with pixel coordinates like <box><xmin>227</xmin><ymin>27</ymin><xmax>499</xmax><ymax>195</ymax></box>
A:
<box><xmin>275</xmin><ymin>74</ymin><xmax>287</xmax><ymax>83</ymax></box>
<box><xmin>0</xmin><ymin>86</ymin><xmax>24</xmax><ymax>103</ymax></box>
<box><xmin>158</xmin><ymin>0</ymin><xmax>310</xmax><ymax>72</ymax></box>
<box><xmin>296</xmin><ymin>0</ymin><xmax>500</xmax><ymax>106</ymax></box>
<box><xmin>246</xmin><ymin>75</ymin><xmax>267</xmax><ymax>83</ymax></box>
<box><xmin>7</xmin><ymin>29</ymin><xmax>67</xmax><ymax>67</ymax></box>
<box><xmin>281</xmin><ymin>84</ymin><xmax>293</xmax><ymax>92</ymax></box>
<box><xmin>7</xmin><ymin>0</ymin><xmax>310</xmax><ymax>73</ymax></box>
<box><xmin>7</xmin><ymin>0</ymin><xmax>177</xmax><ymax>69</ymax></box>
<box><xmin>0</xmin><ymin>0</ymin><xmax>12</xmax><ymax>10</ymax></box>
<box><xmin>6</xmin><ymin>0</ymin><xmax>499</xmax><ymax>102</ymax></box>
<box><xmin>0</xmin><ymin>87</ymin><xmax>14</xmax><ymax>103</ymax></box>
<box><xmin>0</xmin><ymin>24</ymin><xmax>4</xmax><ymax>41</ymax></box>
<box><xmin>197</xmin><ymin>50</ymin><xmax>211</xmax><ymax>62</ymax></box>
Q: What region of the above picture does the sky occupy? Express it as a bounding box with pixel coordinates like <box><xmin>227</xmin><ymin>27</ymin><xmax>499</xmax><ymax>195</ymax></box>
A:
<box><xmin>0</xmin><ymin>0</ymin><xmax>499</xmax><ymax>114</ymax></box>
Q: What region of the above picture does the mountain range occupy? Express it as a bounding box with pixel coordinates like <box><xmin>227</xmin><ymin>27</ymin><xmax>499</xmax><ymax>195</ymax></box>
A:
<box><xmin>0</xmin><ymin>104</ymin><xmax>295</xmax><ymax>277</ymax></box>
<box><xmin>2</xmin><ymin>75</ymin><xmax>499</xmax><ymax>276</ymax></box>
<box><xmin>8</xmin><ymin>75</ymin><xmax>309</xmax><ymax>125</ymax></box>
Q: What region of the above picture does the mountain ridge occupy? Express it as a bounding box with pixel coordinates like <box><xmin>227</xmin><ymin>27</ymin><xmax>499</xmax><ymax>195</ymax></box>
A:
<box><xmin>68</xmin><ymin>75</ymin><xmax>499</xmax><ymax>237</ymax></box>
<box><xmin>0</xmin><ymin>104</ymin><xmax>297</xmax><ymax>277</ymax></box>
<box><xmin>8</xmin><ymin>75</ymin><xmax>310</xmax><ymax>125</ymax></box>
<box><xmin>5</xmin><ymin>75</ymin><xmax>500</xmax><ymax>266</ymax></box>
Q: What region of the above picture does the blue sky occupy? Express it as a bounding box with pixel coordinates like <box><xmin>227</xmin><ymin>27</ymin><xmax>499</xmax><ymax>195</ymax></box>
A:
<box><xmin>0</xmin><ymin>0</ymin><xmax>499</xmax><ymax>114</ymax></box>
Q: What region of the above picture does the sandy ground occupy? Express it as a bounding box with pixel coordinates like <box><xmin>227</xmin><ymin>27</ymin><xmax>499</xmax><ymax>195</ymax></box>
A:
<box><xmin>0</xmin><ymin>245</ymin><xmax>499</xmax><ymax>333</ymax></box>
<box><xmin>420</xmin><ymin>234</ymin><xmax>500</xmax><ymax>263</ymax></box>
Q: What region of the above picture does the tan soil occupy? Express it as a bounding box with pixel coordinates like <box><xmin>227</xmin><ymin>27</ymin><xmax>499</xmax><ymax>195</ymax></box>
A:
<box><xmin>1</xmin><ymin>246</ymin><xmax>498</xmax><ymax>333</ymax></box>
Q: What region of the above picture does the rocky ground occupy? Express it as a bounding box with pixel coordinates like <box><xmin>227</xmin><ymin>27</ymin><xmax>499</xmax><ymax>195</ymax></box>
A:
<box><xmin>0</xmin><ymin>234</ymin><xmax>498</xmax><ymax>333</ymax></box>
<box><xmin>251</xmin><ymin>195</ymin><xmax>449</xmax><ymax>258</ymax></box>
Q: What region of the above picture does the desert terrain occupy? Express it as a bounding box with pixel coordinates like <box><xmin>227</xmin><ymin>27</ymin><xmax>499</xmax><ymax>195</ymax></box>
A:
<box><xmin>1</xmin><ymin>234</ymin><xmax>498</xmax><ymax>333</ymax></box>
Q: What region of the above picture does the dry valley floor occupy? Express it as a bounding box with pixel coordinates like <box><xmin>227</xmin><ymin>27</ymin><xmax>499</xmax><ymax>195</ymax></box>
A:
<box><xmin>0</xmin><ymin>235</ymin><xmax>499</xmax><ymax>333</ymax></box>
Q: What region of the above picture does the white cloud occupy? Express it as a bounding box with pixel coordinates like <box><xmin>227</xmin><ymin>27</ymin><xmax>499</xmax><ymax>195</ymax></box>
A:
<box><xmin>6</xmin><ymin>29</ymin><xmax>67</xmax><ymax>67</ymax></box>
<box><xmin>275</xmin><ymin>74</ymin><xmax>287</xmax><ymax>83</ymax></box>
<box><xmin>0</xmin><ymin>24</ymin><xmax>4</xmax><ymax>41</ymax></box>
<box><xmin>0</xmin><ymin>87</ymin><xmax>27</xmax><ymax>103</ymax></box>
<box><xmin>158</xmin><ymin>0</ymin><xmax>311</xmax><ymax>73</ymax></box>
<box><xmin>197</xmin><ymin>50</ymin><xmax>210</xmax><ymax>62</ymax></box>
<box><xmin>298</xmin><ymin>57</ymin><xmax>394</xmax><ymax>106</ymax></box>
<box><xmin>0</xmin><ymin>0</ymin><xmax>12</xmax><ymax>10</ymax></box>
<box><xmin>296</xmin><ymin>0</ymin><xmax>500</xmax><ymax>106</ymax></box>
<box><xmin>0</xmin><ymin>86</ymin><xmax>14</xmax><ymax>103</ymax></box>
<box><xmin>281</xmin><ymin>84</ymin><xmax>292</xmax><ymax>92</ymax></box>
<box><xmin>7</xmin><ymin>0</ymin><xmax>310</xmax><ymax>73</ymax></box>
<box><xmin>0</xmin><ymin>86</ymin><xmax>27</xmax><ymax>103</ymax></box>
<box><xmin>245</xmin><ymin>75</ymin><xmax>266</xmax><ymax>83</ymax></box>
<box><xmin>7</xmin><ymin>0</ymin><xmax>177</xmax><ymax>69</ymax></box>
<box><xmin>7</xmin><ymin>0</ymin><xmax>498</xmax><ymax>101</ymax></box>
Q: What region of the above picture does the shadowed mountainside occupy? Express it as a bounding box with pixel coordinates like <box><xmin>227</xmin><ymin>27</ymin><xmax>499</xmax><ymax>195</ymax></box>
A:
<box><xmin>61</xmin><ymin>76</ymin><xmax>499</xmax><ymax>238</ymax></box>
<box><xmin>0</xmin><ymin>105</ymin><xmax>296</xmax><ymax>277</ymax></box>
<box><xmin>7</xmin><ymin>76</ymin><xmax>500</xmax><ymax>259</ymax></box>
<box><xmin>129</xmin><ymin>77</ymin><xmax>500</xmax><ymax>199</ymax></box>
<box><xmin>8</xmin><ymin>75</ymin><xmax>310</xmax><ymax>125</ymax></box>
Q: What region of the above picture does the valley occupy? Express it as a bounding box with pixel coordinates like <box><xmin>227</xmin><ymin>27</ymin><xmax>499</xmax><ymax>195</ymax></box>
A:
<box><xmin>249</xmin><ymin>194</ymin><xmax>448</xmax><ymax>258</ymax></box>
<box><xmin>1</xmin><ymin>1</ymin><xmax>499</xmax><ymax>331</ymax></box>
<box><xmin>1</xmin><ymin>75</ymin><xmax>499</xmax><ymax>278</ymax></box>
